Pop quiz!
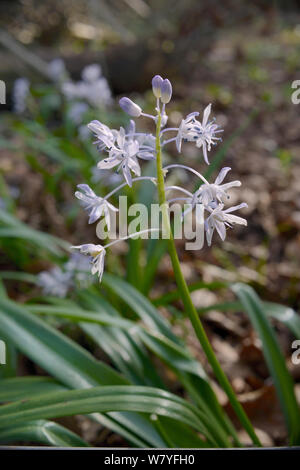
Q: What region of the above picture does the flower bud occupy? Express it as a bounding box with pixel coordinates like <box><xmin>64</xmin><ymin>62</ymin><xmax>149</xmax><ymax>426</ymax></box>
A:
<box><xmin>152</xmin><ymin>75</ymin><xmax>163</xmax><ymax>98</ymax></box>
<box><xmin>161</xmin><ymin>79</ymin><xmax>172</xmax><ymax>104</ymax></box>
<box><xmin>119</xmin><ymin>97</ymin><xmax>142</xmax><ymax>117</ymax></box>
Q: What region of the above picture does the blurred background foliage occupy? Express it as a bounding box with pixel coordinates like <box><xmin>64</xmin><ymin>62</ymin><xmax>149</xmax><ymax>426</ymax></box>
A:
<box><xmin>0</xmin><ymin>0</ymin><xmax>300</xmax><ymax>448</ymax></box>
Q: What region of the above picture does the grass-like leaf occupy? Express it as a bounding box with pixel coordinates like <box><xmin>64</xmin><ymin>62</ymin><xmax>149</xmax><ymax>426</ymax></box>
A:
<box><xmin>0</xmin><ymin>420</ymin><xmax>89</xmax><ymax>447</ymax></box>
<box><xmin>232</xmin><ymin>283</ymin><xmax>300</xmax><ymax>445</ymax></box>
<box><xmin>0</xmin><ymin>295</ymin><xmax>165</xmax><ymax>447</ymax></box>
<box><xmin>0</xmin><ymin>385</ymin><xmax>221</xmax><ymax>446</ymax></box>
<box><xmin>0</xmin><ymin>377</ymin><xmax>67</xmax><ymax>403</ymax></box>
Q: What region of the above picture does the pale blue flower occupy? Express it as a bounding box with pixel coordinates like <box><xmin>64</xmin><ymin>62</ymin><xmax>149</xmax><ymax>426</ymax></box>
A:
<box><xmin>37</xmin><ymin>267</ymin><xmax>73</xmax><ymax>297</ymax></box>
<box><xmin>75</xmin><ymin>184</ymin><xmax>118</xmax><ymax>228</ymax></box>
<box><xmin>205</xmin><ymin>203</ymin><xmax>247</xmax><ymax>246</ymax></box>
<box><xmin>71</xmin><ymin>244</ymin><xmax>106</xmax><ymax>281</ymax></box>
<box><xmin>119</xmin><ymin>97</ymin><xmax>142</xmax><ymax>117</ymax></box>
<box><xmin>161</xmin><ymin>79</ymin><xmax>172</xmax><ymax>104</ymax></box>
<box><xmin>13</xmin><ymin>78</ymin><xmax>29</xmax><ymax>114</ymax></box>
<box><xmin>152</xmin><ymin>75</ymin><xmax>163</xmax><ymax>98</ymax></box>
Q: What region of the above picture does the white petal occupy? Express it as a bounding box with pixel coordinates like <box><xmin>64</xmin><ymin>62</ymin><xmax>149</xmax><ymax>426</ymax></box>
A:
<box><xmin>186</xmin><ymin>111</ymin><xmax>199</xmax><ymax>121</ymax></box>
<box><xmin>117</xmin><ymin>127</ymin><xmax>126</xmax><ymax>147</ymax></box>
<box><xmin>97</xmin><ymin>156</ymin><xmax>120</xmax><ymax>170</ymax></box>
<box><xmin>127</xmin><ymin>157</ymin><xmax>141</xmax><ymax>176</ymax></box>
<box><xmin>176</xmin><ymin>133</ymin><xmax>182</xmax><ymax>153</ymax></box>
<box><xmin>202</xmin><ymin>103</ymin><xmax>211</xmax><ymax>127</ymax></box>
<box><xmin>103</xmin><ymin>205</ymin><xmax>111</xmax><ymax>231</ymax></box>
<box><xmin>214</xmin><ymin>220</ymin><xmax>226</xmax><ymax>240</ymax></box>
<box><xmin>128</xmin><ymin>119</ymin><xmax>136</xmax><ymax>135</ymax></box>
<box><xmin>106</xmin><ymin>200</ymin><xmax>119</xmax><ymax>212</ymax></box>
<box><xmin>122</xmin><ymin>163</ymin><xmax>132</xmax><ymax>187</ymax></box>
<box><xmin>205</xmin><ymin>220</ymin><xmax>214</xmax><ymax>246</ymax></box>
<box><xmin>202</xmin><ymin>142</ymin><xmax>210</xmax><ymax>165</ymax></box>
<box><xmin>137</xmin><ymin>150</ymin><xmax>155</xmax><ymax>160</ymax></box>
<box><xmin>88</xmin><ymin>204</ymin><xmax>104</xmax><ymax>224</ymax></box>
<box><xmin>75</xmin><ymin>191</ymin><xmax>92</xmax><ymax>206</ymax></box>
<box><xmin>224</xmin><ymin>214</ymin><xmax>247</xmax><ymax>226</ymax></box>
<box><xmin>214</xmin><ymin>167</ymin><xmax>231</xmax><ymax>185</ymax></box>
<box><xmin>224</xmin><ymin>202</ymin><xmax>248</xmax><ymax>214</ymax></box>
<box><xmin>77</xmin><ymin>184</ymin><xmax>96</xmax><ymax>197</ymax></box>
<box><xmin>71</xmin><ymin>244</ymin><xmax>102</xmax><ymax>255</ymax></box>
<box><xmin>220</xmin><ymin>180</ymin><xmax>241</xmax><ymax>191</ymax></box>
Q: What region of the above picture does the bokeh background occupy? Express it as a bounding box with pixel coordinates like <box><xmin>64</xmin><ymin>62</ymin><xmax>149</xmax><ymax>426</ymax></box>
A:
<box><xmin>0</xmin><ymin>0</ymin><xmax>300</xmax><ymax>446</ymax></box>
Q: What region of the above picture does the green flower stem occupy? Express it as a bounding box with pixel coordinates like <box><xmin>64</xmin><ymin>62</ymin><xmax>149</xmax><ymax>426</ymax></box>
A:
<box><xmin>155</xmin><ymin>111</ymin><xmax>261</xmax><ymax>447</ymax></box>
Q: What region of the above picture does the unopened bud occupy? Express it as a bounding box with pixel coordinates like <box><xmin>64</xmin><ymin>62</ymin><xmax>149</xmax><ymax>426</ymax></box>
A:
<box><xmin>161</xmin><ymin>79</ymin><xmax>172</xmax><ymax>104</ymax></box>
<box><xmin>119</xmin><ymin>97</ymin><xmax>142</xmax><ymax>117</ymax></box>
<box><xmin>152</xmin><ymin>75</ymin><xmax>163</xmax><ymax>98</ymax></box>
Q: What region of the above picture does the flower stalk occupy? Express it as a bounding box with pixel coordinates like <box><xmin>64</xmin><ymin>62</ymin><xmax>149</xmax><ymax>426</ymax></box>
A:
<box><xmin>155</xmin><ymin>110</ymin><xmax>262</xmax><ymax>447</ymax></box>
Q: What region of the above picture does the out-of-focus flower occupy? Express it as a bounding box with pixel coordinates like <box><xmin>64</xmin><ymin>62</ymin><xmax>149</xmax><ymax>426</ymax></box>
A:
<box><xmin>78</xmin><ymin>124</ymin><xmax>90</xmax><ymax>141</ymax></box>
<box><xmin>65</xmin><ymin>252</ymin><xmax>92</xmax><ymax>287</ymax></box>
<box><xmin>48</xmin><ymin>58</ymin><xmax>68</xmax><ymax>82</ymax></box>
<box><xmin>37</xmin><ymin>251</ymin><xmax>95</xmax><ymax>298</ymax></box>
<box><xmin>61</xmin><ymin>63</ymin><xmax>112</xmax><ymax>109</ymax></box>
<box><xmin>12</xmin><ymin>78</ymin><xmax>30</xmax><ymax>114</ymax></box>
<box><xmin>0</xmin><ymin>198</ymin><xmax>6</xmax><ymax>210</ymax></box>
<box><xmin>67</xmin><ymin>102</ymin><xmax>88</xmax><ymax>124</ymax></box>
<box><xmin>81</xmin><ymin>64</ymin><xmax>102</xmax><ymax>83</ymax></box>
<box><xmin>91</xmin><ymin>166</ymin><xmax>122</xmax><ymax>185</ymax></box>
<box><xmin>75</xmin><ymin>183</ymin><xmax>118</xmax><ymax>228</ymax></box>
<box><xmin>37</xmin><ymin>267</ymin><xmax>73</xmax><ymax>297</ymax></box>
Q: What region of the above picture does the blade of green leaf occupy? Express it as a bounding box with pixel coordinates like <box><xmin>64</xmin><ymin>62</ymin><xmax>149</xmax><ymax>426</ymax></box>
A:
<box><xmin>0</xmin><ymin>208</ymin><xmax>68</xmax><ymax>256</ymax></box>
<box><xmin>0</xmin><ymin>377</ymin><xmax>67</xmax><ymax>402</ymax></box>
<box><xmin>0</xmin><ymin>385</ymin><xmax>219</xmax><ymax>446</ymax></box>
<box><xmin>76</xmin><ymin>290</ymin><xmax>165</xmax><ymax>388</ymax></box>
<box><xmin>263</xmin><ymin>302</ymin><xmax>300</xmax><ymax>339</ymax></box>
<box><xmin>0</xmin><ymin>296</ymin><xmax>165</xmax><ymax>447</ymax></box>
<box><xmin>102</xmin><ymin>275</ymin><xmax>239</xmax><ymax>444</ymax></box>
<box><xmin>232</xmin><ymin>283</ymin><xmax>300</xmax><ymax>445</ymax></box>
<box><xmin>152</xmin><ymin>416</ymin><xmax>209</xmax><ymax>448</ymax></box>
<box><xmin>102</xmin><ymin>273</ymin><xmax>180</xmax><ymax>342</ymax></box>
<box><xmin>0</xmin><ymin>419</ymin><xmax>89</xmax><ymax>447</ymax></box>
<box><xmin>27</xmin><ymin>294</ymin><xmax>236</xmax><ymax>446</ymax></box>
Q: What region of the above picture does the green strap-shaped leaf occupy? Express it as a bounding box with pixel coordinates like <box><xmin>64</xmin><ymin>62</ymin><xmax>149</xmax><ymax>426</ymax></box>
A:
<box><xmin>232</xmin><ymin>283</ymin><xmax>300</xmax><ymax>445</ymax></box>
<box><xmin>100</xmin><ymin>275</ymin><xmax>238</xmax><ymax>444</ymax></box>
<box><xmin>0</xmin><ymin>208</ymin><xmax>68</xmax><ymax>256</ymax></box>
<box><xmin>0</xmin><ymin>386</ymin><xmax>219</xmax><ymax>446</ymax></box>
<box><xmin>0</xmin><ymin>377</ymin><xmax>67</xmax><ymax>402</ymax></box>
<box><xmin>102</xmin><ymin>274</ymin><xmax>176</xmax><ymax>341</ymax></box>
<box><xmin>263</xmin><ymin>302</ymin><xmax>300</xmax><ymax>339</ymax></box>
<box><xmin>0</xmin><ymin>296</ymin><xmax>165</xmax><ymax>447</ymax></box>
<box><xmin>77</xmin><ymin>290</ymin><xmax>165</xmax><ymax>388</ymax></box>
<box><xmin>27</xmin><ymin>299</ymin><xmax>234</xmax><ymax>446</ymax></box>
<box><xmin>0</xmin><ymin>419</ymin><xmax>89</xmax><ymax>447</ymax></box>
